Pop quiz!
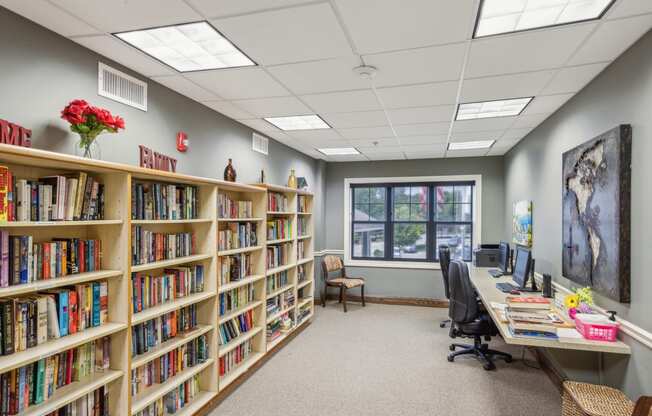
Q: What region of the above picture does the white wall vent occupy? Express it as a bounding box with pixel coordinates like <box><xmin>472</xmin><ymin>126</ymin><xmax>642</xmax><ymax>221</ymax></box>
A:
<box><xmin>252</xmin><ymin>132</ymin><xmax>269</xmax><ymax>155</ymax></box>
<box><xmin>97</xmin><ymin>62</ymin><xmax>148</xmax><ymax>111</ymax></box>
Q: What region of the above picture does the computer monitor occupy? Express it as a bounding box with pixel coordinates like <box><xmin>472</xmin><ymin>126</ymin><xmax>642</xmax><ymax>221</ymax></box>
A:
<box><xmin>512</xmin><ymin>246</ymin><xmax>532</xmax><ymax>289</ymax></box>
<box><xmin>498</xmin><ymin>241</ymin><xmax>510</xmax><ymax>273</ymax></box>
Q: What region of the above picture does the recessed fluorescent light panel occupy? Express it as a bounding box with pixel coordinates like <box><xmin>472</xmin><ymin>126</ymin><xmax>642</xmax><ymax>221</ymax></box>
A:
<box><xmin>318</xmin><ymin>147</ymin><xmax>360</xmax><ymax>156</ymax></box>
<box><xmin>264</xmin><ymin>115</ymin><xmax>331</xmax><ymax>131</ymax></box>
<box><xmin>448</xmin><ymin>140</ymin><xmax>495</xmax><ymax>151</ymax></box>
<box><xmin>475</xmin><ymin>0</ymin><xmax>615</xmax><ymax>37</ymax></box>
<box><xmin>115</xmin><ymin>21</ymin><xmax>255</xmax><ymax>72</ymax></box>
<box><xmin>456</xmin><ymin>97</ymin><xmax>532</xmax><ymax>120</ymax></box>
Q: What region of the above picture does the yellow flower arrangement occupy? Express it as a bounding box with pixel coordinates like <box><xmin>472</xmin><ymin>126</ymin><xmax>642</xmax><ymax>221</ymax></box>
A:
<box><xmin>564</xmin><ymin>294</ymin><xmax>579</xmax><ymax>309</ymax></box>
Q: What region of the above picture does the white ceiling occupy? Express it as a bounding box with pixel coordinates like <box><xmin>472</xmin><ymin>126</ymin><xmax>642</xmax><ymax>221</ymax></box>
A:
<box><xmin>3</xmin><ymin>0</ymin><xmax>652</xmax><ymax>162</ymax></box>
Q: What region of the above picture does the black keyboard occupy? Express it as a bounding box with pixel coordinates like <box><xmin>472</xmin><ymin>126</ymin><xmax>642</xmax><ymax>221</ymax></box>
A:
<box><xmin>489</xmin><ymin>269</ymin><xmax>503</xmax><ymax>278</ymax></box>
<box><xmin>496</xmin><ymin>282</ymin><xmax>518</xmax><ymax>293</ymax></box>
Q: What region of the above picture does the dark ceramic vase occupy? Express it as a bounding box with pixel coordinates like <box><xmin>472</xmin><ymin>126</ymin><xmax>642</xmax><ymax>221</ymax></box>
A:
<box><xmin>224</xmin><ymin>158</ymin><xmax>237</xmax><ymax>182</ymax></box>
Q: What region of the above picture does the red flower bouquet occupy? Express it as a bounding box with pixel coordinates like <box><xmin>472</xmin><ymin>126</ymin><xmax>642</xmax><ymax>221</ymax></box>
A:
<box><xmin>61</xmin><ymin>99</ymin><xmax>125</xmax><ymax>158</ymax></box>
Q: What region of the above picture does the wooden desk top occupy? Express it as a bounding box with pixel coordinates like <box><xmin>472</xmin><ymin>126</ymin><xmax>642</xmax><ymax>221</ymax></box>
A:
<box><xmin>469</xmin><ymin>266</ymin><xmax>631</xmax><ymax>355</ymax></box>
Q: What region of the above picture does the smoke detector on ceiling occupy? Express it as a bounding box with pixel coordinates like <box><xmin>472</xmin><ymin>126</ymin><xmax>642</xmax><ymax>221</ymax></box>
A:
<box><xmin>353</xmin><ymin>65</ymin><xmax>378</xmax><ymax>80</ymax></box>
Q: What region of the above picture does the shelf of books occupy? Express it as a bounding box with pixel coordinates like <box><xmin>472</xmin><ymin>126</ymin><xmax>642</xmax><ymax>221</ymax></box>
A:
<box><xmin>0</xmin><ymin>145</ymin><xmax>130</xmax><ymax>416</ymax></box>
<box><xmin>216</xmin><ymin>182</ymin><xmax>267</xmax><ymax>391</ymax></box>
<box><xmin>129</xmin><ymin>172</ymin><xmax>218</xmax><ymax>415</ymax></box>
<box><xmin>0</xmin><ymin>145</ymin><xmax>316</xmax><ymax>415</ymax></box>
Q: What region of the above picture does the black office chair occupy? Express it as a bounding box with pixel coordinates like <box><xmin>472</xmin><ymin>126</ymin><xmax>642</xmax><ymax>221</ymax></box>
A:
<box><xmin>438</xmin><ymin>245</ymin><xmax>451</xmax><ymax>328</ymax></box>
<box><xmin>447</xmin><ymin>260</ymin><xmax>512</xmax><ymax>370</ymax></box>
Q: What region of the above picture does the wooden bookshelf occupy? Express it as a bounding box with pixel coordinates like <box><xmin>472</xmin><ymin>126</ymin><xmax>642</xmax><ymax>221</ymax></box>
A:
<box><xmin>0</xmin><ymin>145</ymin><xmax>315</xmax><ymax>415</ymax></box>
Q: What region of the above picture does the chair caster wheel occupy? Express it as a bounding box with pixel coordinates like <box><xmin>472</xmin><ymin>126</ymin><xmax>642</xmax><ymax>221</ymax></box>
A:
<box><xmin>447</xmin><ymin>355</ymin><xmax>454</xmax><ymax>362</ymax></box>
<box><xmin>439</xmin><ymin>323</ymin><xmax>446</xmax><ymax>328</ymax></box>
<box><xmin>483</xmin><ymin>363</ymin><xmax>495</xmax><ymax>371</ymax></box>
<box><xmin>449</xmin><ymin>345</ymin><xmax>455</xmax><ymax>351</ymax></box>
<box><xmin>505</xmin><ymin>356</ymin><xmax>513</xmax><ymax>363</ymax></box>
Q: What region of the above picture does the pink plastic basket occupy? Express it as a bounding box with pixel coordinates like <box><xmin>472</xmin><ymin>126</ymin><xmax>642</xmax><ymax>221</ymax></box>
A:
<box><xmin>575</xmin><ymin>315</ymin><xmax>619</xmax><ymax>342</ymax></box>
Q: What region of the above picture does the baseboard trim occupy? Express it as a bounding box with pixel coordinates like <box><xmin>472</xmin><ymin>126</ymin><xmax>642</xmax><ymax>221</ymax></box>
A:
<box><xmin>321</xmin><ymin>293</ymin><xmax>448</xmax><ymax>308</ymax></box>
<box><xmin>533</xmin><ymin>347</ymin><xmax>566</xmax><ymax>393</ymax></box>
<box><xmin>196</xmin><ymin>320</ymin><xmax>312</xmax><ymax>416</ymax></box>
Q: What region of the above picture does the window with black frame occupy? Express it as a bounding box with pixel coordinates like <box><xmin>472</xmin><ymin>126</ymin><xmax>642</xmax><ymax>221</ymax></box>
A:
<box><xmin>350</xmin><ymin>182</ymin><xmax>474</xmax><ymax>263</ymax></box>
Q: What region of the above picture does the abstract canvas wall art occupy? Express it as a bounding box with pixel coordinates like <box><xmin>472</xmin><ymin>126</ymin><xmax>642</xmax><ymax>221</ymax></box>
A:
<box><xmin>562</xmin><ymin>125</ymin><xmax>632</xmax><ymax>302</ymax></box>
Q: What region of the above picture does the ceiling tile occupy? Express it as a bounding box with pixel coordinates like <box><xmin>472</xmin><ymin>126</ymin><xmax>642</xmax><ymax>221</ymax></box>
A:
<box><xmin>393</xmin><ymin>122</ymin><xmax>451</xmax><ymax>137</ymax></box>
<box><xmin>266</xmin><ymin>57</ymin><xmax>368</xmax><ymax>95</ymax></box>
<box><xmin>399</xmin><ymin>135</ymin><xmax>448</xmax><ymax>145</ymax></box>
<box><xmin>404</xmin><ymin>149</ymin><xmax>446</xmax><ymax>159</ymax></box>
<box><xmin>466</xmin><ymin>24</ymin><xmax>596</xmax><ymax>78</ymax></box>
<box><xmin>186</xmin><ymin>0</ymin><xmax>314</xmax><ymax>18</ymax></box>
<box><xmin>460</xmin><ymin>70</ymin><xmax>555</xmax><ymax>102</ymax></box>
<box><xmin>511</xmin><ymin>113</ymin><xmax>551</xmax><ymax>129</ymax></box>
<box><xmin>326</xmin><ymin>154</ymin><xmax>369</xmax><ymax>162</ymax></box>
<box><xmin>450</xmin><ymin>130</ymin><xmax>504</xmax><ymax>142</ymax></box>
<box><xmin>202</xmin><ymin>100</ymin><xmax>254</xmax><ymax>119</ymax></box>
<box><xmin>286</xmin><ymin>129</ymin><xmax>343</xmax><ymax>141</ymax></box>
<box><xmin>212</xmin><ymin>3</ymin><xmax>352</xmax><ymax>65</ymax></box>
<box><xmin>320</xmin><ymin>111</ymin><xmax>388</xmax><ymax>129</ymax></box>
<box><xmin>350</xmin><ymin>138</ymin><xmax>401</xmax><ymax>148</ymax></box>
<box><xmin>364</xmin><ymin>43</ymin><xmax>466</xmax><ymax>87</ymax></box>
<box><xmin>338</xmin><ymin>126</ymin><xmax>395</xmax><ymax>140</ymax></box>
<box><xmin>452</xmin><ymin>117</ymin><xmax>515</xmax><ymax>133</ymax></box>
<box><xmin>376</xmin><ymin>81</ymin><xmax>459</xmax><ymax>109</ymax></box>
<box><xmin>403</xmin><ymin>143</ymin><xmax>447</xmax><ymax>152</ymax></box>
<box><xmin>388</xmin><ymin>106</ymin><xmax>455</xmax><ymax>125</ymax></box>
<box><xmin>298</xmin><ymin>138</ymin><xmax>351</xmax><ymax>149</ymax></box>
<box><xmin>238</xmin><ymin>119</ymin><xmax>281</xmax><ymax>132</ymax></box>
<box><xmin>334</xmin><ymin>0</ymin><xmax>475</xmax><ymax>54</ymax></box>
<box><xmin>0</xmin><ymin>0</ymin><xmax>100</xmax><ymax>36</ymax></box>
<box><xmin>446</xmin><ymin>149</ymin><xmax>489</xmax><ymax>158</ymax></box>
<box><xmin>151</xmin><ymin>75</ymin><xmax>219</xmax><ymax>102</ymax></box>
<box><xmin>300</xmin><ymin>90</ymin><xmax>380</xmax><ymax>113</ymax></box>
<box><xmin>186</xmin><ymin>67</ymin><xmax>290</xmax><ymax>100</ymax></box>
<box><xmin>522</xmin><ymin>94</ymin><xmax>573</xmax><ymax>115</ymax></box>
<box><xmin>72</xmin><ymin>35</ymin><xmax>174</xmax><ymax>77</ymax></box>
<box><xmin>607</xmin><ymin>0</ymin><xmax>652</xmax><ymax>19</ymax></box>
<box><xmin>51</xmin><ymin>0</ymin><xmax>201</xmax><ymax>32</ymax></box>
<box><xmin>486</xmin><ymin>146</ymin><xmax>510</xmax><ymax>156</ymax></box>
<box><xmin>568</xmin><ymin>14</ymin><xmax>652</xmax><ymax>65</ymax></box>
<box><xmin>540</xmin><ymin>63</ymin><xmax>610</xmax><ymax>95</ymax></box>
<box><xmin>500</xmin><ymin>128</ymin><xmax>533</xmax><ymax>141</ymax></box>
<box><xmin>366</xmin><ymin>154</ymin><xmax>406</xmax><ymax>161</ymax></box>
<box><xmin>232</xmin><ymin>96</ymin><xmax>310</xmax><ymax>117</ymax></box>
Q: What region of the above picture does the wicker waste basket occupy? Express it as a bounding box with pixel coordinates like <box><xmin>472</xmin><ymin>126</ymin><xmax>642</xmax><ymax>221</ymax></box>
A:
<box><xmin>563</xmin><ymin>381</ymin><xmax>635</xmax><ymax>416</ymax></box>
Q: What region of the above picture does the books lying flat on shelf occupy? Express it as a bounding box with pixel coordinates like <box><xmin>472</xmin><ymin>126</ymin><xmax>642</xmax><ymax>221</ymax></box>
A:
<box><xmin>266</xmin><ymin>271</ymin><xmax>288</xmax><ymax>293</ymax></box>
<box><xmin>131</xmin><ymin>335</ymin><xmax>208</xmax><ymax>396</ymax></box>
<box><xmin>267</xmin><ymin>192</ymin><xmax>288</xmax><ymax>212</ymax></box>
<box><xmin>218</xmin><ymin>222</ymin><xmax>257</xmax><ymax>251</ymax></box>
<box><xmin>0</xmin><ymin>234</ymin><xmax>102</xmax><ymax>287</ymax></box>
<box><xmin>0</xmin><ymin>168</ymin><xmax>105</xmax><ymax>222</ymax></box>
<box><xmin>219</xmin><ymin>254</ymin><xmax>252</xmax><ymax>285</ymax></box>
<box><xmin>217</xmin><ymin>195</ymin><xmax>252</xmax><ymax>219</ymax></box>
<box><xmin>131</xmin><ymin>227</ymin><xmax>195</xmax><ymax>265</ymax></box>
<box><xmin>266</xmin><ymin>290</ymin><xmax>294</xmax><ymax>317</ymax></box>
<box><xmin>218</xmin><ymin>309</ymin><xmax>254</xmax><ymax>345</ymax></box>
<box><xmin>44</xmin><ymin>384</ymin><xmax>109</xmax><ymax>416</ymax></box>
<box><xmin>266</xmin><ymin>243</ymin><xmax>290</xmax><ymax>269</ymax></box>
<box><xmin>0</xmin><ymin>337</ymin><xmax>110</xmax><ymax>414</ymax></box>
<box><xmin>132</xmin><ymin>304</ymin><xmax>198</xmax><ymax>357</ymax></box>
<box><xmin>0</xmin><ymin>281</ymin><xmax>108</xmax><ymax>356</ymax></box>
<box><xmin>505</xmin><ymin>295</ymin><xmax>552</xmax><ymax>310</ymax></box>
<box><xmin>297</xmin><ymin>195</ymin><xmax>308</xmax><ymax>214</ymax></box>
<box><xmin>219</xmin><ymin>339</ymin><xmax>252</xmax><ymax>377</ymax></box>
<box><xmin>131</xmin><ymin>181</ymin><xmax>198</xmax><ymax>221</ymax></box>
<box><xmin>219</xmin><ymin>284</ymin><xmax>255</xmax><ymax>316</ymax></box>
<box><xmin>266</xmin><ymin>219</ymin><xmax>291</xmax><ymax>241</ymax></box>
<box><xmin>131</xmin><ymin>265</ymin><xmax>204</xmax><ymax>313</ymax></box>
<box><xmin>134</xmin><ymin>374</ymin><xmax>200</xmax><ymax>416</ymax></box>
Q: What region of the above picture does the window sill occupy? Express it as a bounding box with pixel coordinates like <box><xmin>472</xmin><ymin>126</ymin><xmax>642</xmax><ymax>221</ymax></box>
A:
<box><xmin>345</xmin><ymin>259</ymin><xmax>441</xmax><ymax>270</ymax></box>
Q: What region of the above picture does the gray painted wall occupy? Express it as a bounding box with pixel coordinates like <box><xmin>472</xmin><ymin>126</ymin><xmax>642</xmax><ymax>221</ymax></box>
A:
<box><xmin>0</xmin><ymin>7</ymin><xmax>320</xmax><ymax>192</ymax></box>
<box><xmin>319</xmin><ymin>157</ymin><xmax>505</xmax><ymax>299</ymax></box>
<box><xmin>503</xmin><ymin>29</ymin><xmax>652</xmax><ymax>398</ymax></box>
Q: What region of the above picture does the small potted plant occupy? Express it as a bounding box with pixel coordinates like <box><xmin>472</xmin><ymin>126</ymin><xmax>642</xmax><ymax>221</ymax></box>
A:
<box><xmin>61</xmin><ymin>99</ymin><xmax>125</xmax><ymax>159</ymax></box>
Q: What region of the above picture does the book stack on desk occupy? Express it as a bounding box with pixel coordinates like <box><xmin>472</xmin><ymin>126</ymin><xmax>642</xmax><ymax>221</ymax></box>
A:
<box><xmin>506</xmin><ymin>296</ymin><xmax>560</xmax><ymax>340</ymax></box>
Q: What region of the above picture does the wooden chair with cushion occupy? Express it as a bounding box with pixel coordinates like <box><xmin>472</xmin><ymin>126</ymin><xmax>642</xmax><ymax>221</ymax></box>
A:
<box><xmin>321</xmin><ymin>255</ymin><xmax>365</xmax><ymax>312</ymax></box>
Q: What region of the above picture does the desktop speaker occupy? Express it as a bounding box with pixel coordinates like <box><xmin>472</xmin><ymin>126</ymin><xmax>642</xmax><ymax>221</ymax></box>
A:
<box><xmin>542</xmin><ymin>274</ymin><xmax>553</xmax><ymax>298</ymax></box>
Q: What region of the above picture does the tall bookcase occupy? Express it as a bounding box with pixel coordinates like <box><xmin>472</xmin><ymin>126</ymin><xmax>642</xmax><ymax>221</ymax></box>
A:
<box><xmin>0</xmin><ymin>144</ymin><xmax>315</xmax><ymax>415</ymax></box>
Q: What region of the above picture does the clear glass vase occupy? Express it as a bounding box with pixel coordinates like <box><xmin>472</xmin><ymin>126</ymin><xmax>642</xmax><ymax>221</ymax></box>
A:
<box><xmin>75</xmin><ymin>134</ymin><xmax>101</xmax><ymax>159</ymax></box>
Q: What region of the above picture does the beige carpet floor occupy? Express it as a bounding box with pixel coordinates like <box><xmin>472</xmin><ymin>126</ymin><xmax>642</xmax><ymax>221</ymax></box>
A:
<box><xmin>209</xmin><ymin>303</ymin><xmax>561</xmax><ymax>416</ymax></box>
